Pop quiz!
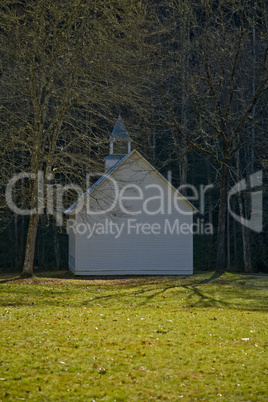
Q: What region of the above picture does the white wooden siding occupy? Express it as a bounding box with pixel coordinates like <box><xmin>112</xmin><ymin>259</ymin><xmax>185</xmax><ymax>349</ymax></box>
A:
<box><xmin>71</xmin><ymin>152</ymin><xmax>194</xmax><ymax>275</ymax></box>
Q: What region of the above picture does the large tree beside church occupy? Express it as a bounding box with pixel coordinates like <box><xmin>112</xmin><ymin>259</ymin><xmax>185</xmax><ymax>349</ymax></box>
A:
<box><xmin>0</xmin><ymin>0</ymin><xmax>154</xmax><ymax>276</ymax></box>
<box><xmin>152</xmin><ymin>0</ymin><xmax>268</xmax><ymax>272</ymax></box>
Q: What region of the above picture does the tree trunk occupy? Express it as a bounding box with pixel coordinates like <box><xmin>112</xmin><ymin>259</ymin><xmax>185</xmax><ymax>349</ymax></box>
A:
<box><xmin>238</xmin><ymin>195</ymin><xmax>252</xmax><ymax>273</ymax></box>
<box><xmin>207</xmin><ymin>160</ymin><xmax>213</xmax><ymax>268</ymax></box>
<box><xmin>20</xmin><ymin>216</ymin><xmax>25</xmax><ymax>268</ymax></box>
<box><xmin>216</xmin><ymin>162</ymin><xmax>228</xmax><ymax>271</ymax></box>
<box><xmin>236</xmin><ymin>152</ymin><xmax>252</xmax><ymax>272</ymax></box>
<box><xmin>180</xmin><ymin>139</ymin><xmax>188</xmax><ymax>195</ymax></box>
<box><xmin>179</xmin><ymin>19</ymin><xmax>189</xmax><ymax>195</ymax></box>
<box><xmin>22</xmin><ymin>214</ymin><xmax>39</xmax><ymax>277</ymax></box>
<box><xmin>14</xmin><ymin>214</ymin><xmax>19</xmax><ymax>267</ymax></box>
<box><xmin>250</xmin><ymin>12</ymin><xmax>256</xmax><ymax>174</ymax></box>
<box><xmin>233</xmin><ymin>219</ymin><xmax>238</xmax><ymax>271</ymax></box>
<box><xmin>53</xmin><ymin>221</ymin><xmax>61</xmax><ymax>269</ymax></box>
<box><xmin>227</xmin><ymin>209</ymin><xmax>230</xmax><ymax>271</ymax></box>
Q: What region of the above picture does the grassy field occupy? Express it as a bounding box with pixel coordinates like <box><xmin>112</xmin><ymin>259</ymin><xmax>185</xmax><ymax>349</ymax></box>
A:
<box><xmin>0</xmin><ymin>271</ymin><xmax>267</xmax><ymax>401</ymax></box>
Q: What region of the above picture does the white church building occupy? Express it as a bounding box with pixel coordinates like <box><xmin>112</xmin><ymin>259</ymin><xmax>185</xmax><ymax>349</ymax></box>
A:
<box><xmin>65</xmin><ymin>116</ymin><xmax>197</xmax><ymax>275</ymax></box>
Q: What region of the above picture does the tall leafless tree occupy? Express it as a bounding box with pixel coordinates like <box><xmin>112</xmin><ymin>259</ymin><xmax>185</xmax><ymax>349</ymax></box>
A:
<box><xmin>0</xmin><ymin>0</ymin><xmax>154</xmax><ymax>276</ymax></box>
<box><xmin>155</xmin><ymin>0</ymin><xmax>268</xmax><ymax>271</ymax></box>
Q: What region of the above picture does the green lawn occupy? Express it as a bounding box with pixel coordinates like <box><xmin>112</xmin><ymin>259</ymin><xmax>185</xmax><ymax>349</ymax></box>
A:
<box><xmin>0</xmin><ymin>271</ymin><xmax>267</xmax><ymax>401</ymax></box>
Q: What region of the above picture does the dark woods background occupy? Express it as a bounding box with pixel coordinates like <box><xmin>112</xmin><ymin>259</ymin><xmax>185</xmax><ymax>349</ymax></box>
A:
<box><xmin>0</xmin><ymin>0</ymin><xmax>267</xmax><ymax>274</ymax></box>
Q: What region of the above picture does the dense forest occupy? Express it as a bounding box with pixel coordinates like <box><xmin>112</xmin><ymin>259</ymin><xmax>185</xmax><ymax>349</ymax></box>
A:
<box><xmin>0</xmin><ymin>0</ymin><xmax>267</xmax><ymax>275</ymax></box>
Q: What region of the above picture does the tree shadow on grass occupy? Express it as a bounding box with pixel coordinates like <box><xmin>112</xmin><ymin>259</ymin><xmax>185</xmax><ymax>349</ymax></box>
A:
<box><xmin>0</xmin><ymin>271</ymin><xmax>267</xmax><ymax>312</ymax></box>
<box><xmin>198</xmin><ymin>271</ymin><xmax>224</xmax><ymax>284</ymax></box>
<box><xmin>0</xmin><ymin>276</ymin><xmax>21</xmax><ymax>284</ymax></box>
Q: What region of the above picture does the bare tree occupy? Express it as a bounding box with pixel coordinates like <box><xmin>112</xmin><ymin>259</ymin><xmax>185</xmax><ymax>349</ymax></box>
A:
<box><xmin>0</xmin><ymin>0</ymin><xmax>154</xmax><ymax>276</ymax></box>
<box><xmin>155</xmin><ymin>0</ymin><xmax>268</xmax><ymax>271</ymax></box>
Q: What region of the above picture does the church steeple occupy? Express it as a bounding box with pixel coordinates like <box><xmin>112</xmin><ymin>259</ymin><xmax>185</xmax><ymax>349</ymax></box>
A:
<box><xmin>105</xmin><ymin>116</ymin><xmax>132</xmax><ymax>171</ymax></box>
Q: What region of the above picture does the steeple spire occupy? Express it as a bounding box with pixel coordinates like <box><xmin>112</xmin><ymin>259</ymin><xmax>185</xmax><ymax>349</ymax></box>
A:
<box><xmin>105</xmin><ymin>116</ymin><xmax>132</xmax><ymax>171</ymax></box>
<box><xmin>110</xmin><ymin>115</ymin><xmax>130</xmax><ymax>140</ymax></box>
<box><xmin>109</xmin><ymin>115</ymin><xmax>131</xmax><ymax>154</ymax></box>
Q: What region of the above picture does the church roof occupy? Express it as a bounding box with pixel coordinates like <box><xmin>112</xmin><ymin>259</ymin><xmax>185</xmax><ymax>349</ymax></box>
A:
<box><xmin>110</xmin><ymin>115</ymin><xmax>132</xmax><ymax>141</ymax></box>
<box><xmin>64</xmin><ymin>150</ymin><xmax>198</xmax><ymax>214</ymax></box>
<box><xmin>64</xmin><ymin>153</ymin><xmax>129</xmax><ymax>214</ymax></box>
<box><xmin>105</xmin><ymin>154</ymin><xmax>125</xmax><ymax>160</ymax></box>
